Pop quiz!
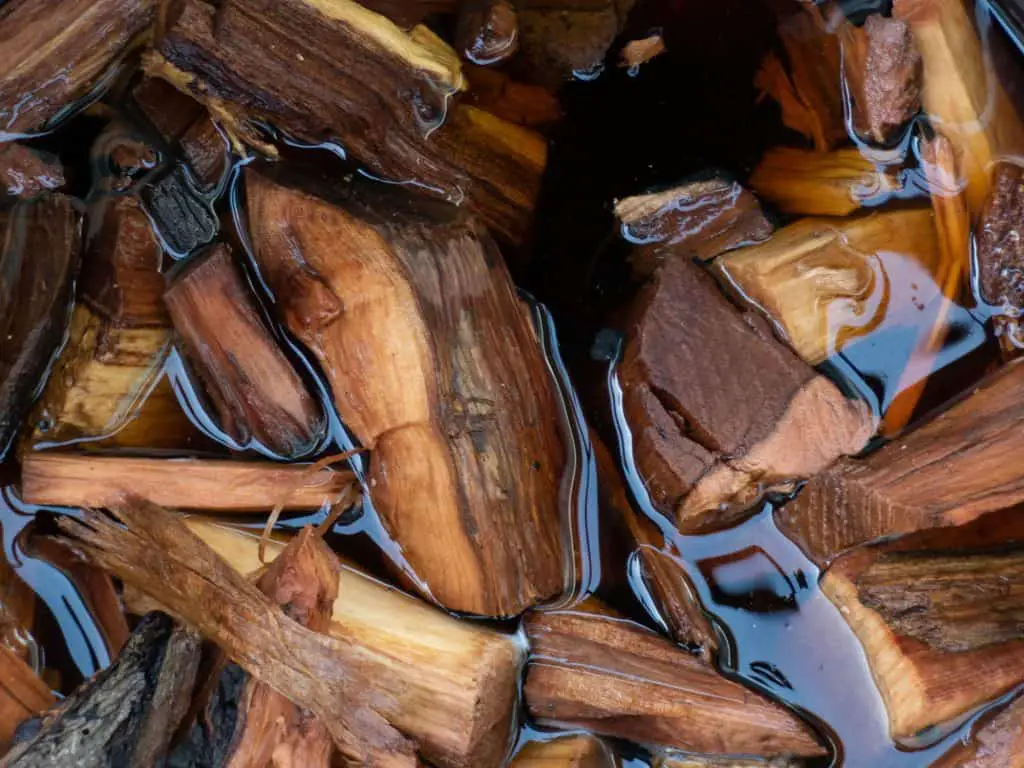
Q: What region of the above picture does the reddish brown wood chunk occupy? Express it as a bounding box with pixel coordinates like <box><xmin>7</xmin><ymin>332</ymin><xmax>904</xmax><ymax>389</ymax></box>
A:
<box><xmin>0</xmin><ymin>645</ymin><xmax>53</xmax><ymax>754</ymax></box>
<box><xmin>776</xmin><ymin>360</ymin><xmax>1024</xmax><ymax>565</ymax></box>
<box><xmin>977</xmin><ymin>162</ymin><xmax>1024</xmax><ymax>312</ymax></box>
<box><xmin>463</xmin><ymin>66</ymin><xmax>563</xmax><ymax>127</ymax></box>
<box><xmin>0</xmin><ymin>144</ymin><xmax>64</xmax><ymax>198</ymax></box>
<box><xmin>619</xmin><ymin>259</ymin><xmax>872</xmax><ymax>530</ymax></box>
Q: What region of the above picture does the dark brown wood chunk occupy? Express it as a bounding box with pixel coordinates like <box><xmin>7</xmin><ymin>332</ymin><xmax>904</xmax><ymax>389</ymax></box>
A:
<box><xmin>978</xmin><ymin>162</ymin><xmax>1024</xmax><ymax>310</ymax></box>
<box><xmin>776</xmin><ymin>360</ymin><xmax>1024</xmax><ymax>565</ymax></box>
<box><xmin>164</xmin><ymin>244</ymin><xmax>324</xmax><ymax>457</ymax></box>
<box><xmin>0</xmin><ymin>144</ymin><xmax>64</xmax><ymax>198</ymax></box>
<box><xmin>523</xmin><ymin>604</ymin><xmax>826</xmax><ymax>757</ymax></box>
<box><xmin>141</xmin><ymin>166</ymin><xmax>218</xmax><ymax>257</ymax></box>
<box><xmin>512</xmin><ymin>735</ymin><xmax>617</xmax><ymax>767</ymax></box>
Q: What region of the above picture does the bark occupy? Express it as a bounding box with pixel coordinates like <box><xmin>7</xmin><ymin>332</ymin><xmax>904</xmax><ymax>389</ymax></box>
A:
<box><xmin>0</xmin><ymin>0</ymin><xmax>155</xmax><ymax>134</ymax></box>
<box><xmin>164</xmin><ymin>244</ymin><xmax>324</xmax><ymax>457</ymax></box>
<box><xmin>976</xmin><ymin>162</ymin><xmax>1024</xmax><ymax>356</ymax></box>
<box><xmin>0</xmin><ymin>144</ymin><xmax>64</xmax><ymax>198</ymax></box>
<box><xmin>0</xmin><ymin>613</ymin><xmax>200</xmax><ymax>768</ymax></box>
<box><xmin>776</xmin><ymin>359</ymin><xmax>1024</xmax><ymax>565</ymax></box>
<box><xmin>615</xmin><ymin>178</ymin><xmax>772</xmax><ymax>274</ymax></box>
<box><xmin>823</xmin><ymin>540</ymin><xmax>1024</xmax><ymax>738</ymax></box>
<box><xmin>149</xmin><ymin>0</ymin><xmax>546</xmax><ymax>245</ymax></box>
<box><xmin>21</xmin><ymin>453</ymin><xmax>355</xmax><ymax>513</ymax></box>
<box><xmin>713</xmin><ymin>210</ymin><xmax>942</xmax><ymax>366</ymax></box>
<box><xmin>0</xmin><ymin>647</ymin><xmax>53</xmax><ymax>755</ymax></box>
<box><xmin>619</xmin><ymin>258</ymin><xmax>873</xmax><ymax>530</ymax></box>
<box><xmin>244</xmin><ymin>167</ymin><xmax>568</xmax><ymax>617</ymax></box>
<box><xmin>748</xmin><ymin>147</ymin><xmax>897</xmax><ymax>216</ymax></box>
<box><xmin>0</xmin><ymin>195</ymin><xmax>81</xmax><ymax>454</ymax></box>
<box><xmin>512</xmin><ymin>735</ymin><xmax>618</xmax><ymax>767</ymax></box>
<box><xmin>523</xmin><ymin>603</ymin><xmax>826</xmax><ymax>757</ymax></box>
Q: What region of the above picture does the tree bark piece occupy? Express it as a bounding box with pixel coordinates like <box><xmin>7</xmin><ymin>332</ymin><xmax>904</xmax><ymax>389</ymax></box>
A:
<box><xmin>713</xmin><ymin>210</ymin><xmax>942</xmax><ymax>366</ymax></box>
<box><xmin>512</xmin><ymin>735</ymin><xmax>618</xmax><ymax>767</ymax></box>
<box><xmin>932</xmin><ymin>694</ymin><xmax>1024</xmax><ymax>767</ymax></box>
<box><xmin>977</xmin><ymin>161</ymin><xmax>1024</xmax><ymax>356</ymax></box>
<box><xmin>755</xmin><ymin>4</ymin><xmax>845</xmax><ymax>151</ymax></box>
<box><xmin>655</xmin><ymin>755</ymin><xmax>802</xmax><ymax>768</ymax></box>
<box><xmin>463</xmin><ymin>66</ymin><xmax>563</xmax><ymax>128</ymax></box>
<box><xmin>165</xmin><ymin>244</ymin><xmax>324</xmax><ymax>457</ymax></box>
<box><xmin>776</xmin><ymin>359</ymin><xmax>1024</xmax><ymax>565</ymax></box>
<box><xmin>841</xmin><ymin>14</ymin><xmax>922</xmax><ymax>145</ymax></box>
<box><xmin>0</xmin><ymin>195</ymin><xmax>81</xmax><ymax>455</ymax></box>
<box><xmin>140</xmin><ymin>165</ymin><xmax>218</xmax><ymax>257</ymax></box>
<box><xmin>822</xmin><ymin>540</ymin><xmax>1024</xmax><ymax>739</ymax></box>
<box><xmin>0</xmin><ymin>0</ymin><xmax>155</xmax><ymax>134</ymax></box>
<box><xmin>0</xmin><ymin>613</ymin><xmax>200</xmax><ymax>768</ymax></box>
<box><xmin>0</xmin><ymin>544</ymin><xmax>35</xmax><ymax>664</ymax></box>
<box><xmin>0</xmin><ymin>144</ymin><xmax>64</xmax><ymax>198</ymax></box>
<box><xmin>103</xmin><ymin>510</ymin><xmax>524</xmax><ymax>767</ymax></box>
<box><xmin>619</xmin><ymin>258</ymin><xmax>873</xmax><ymax>531</ymax></box>
<box><xmin>894</xmin><ymin>0</ymin><xmax>1024</xmax><ymax>216</ymax></box>
<box><xmin>748</xmin><ymin>147</ymin><xmax>897</xmax><ymax>216</ymax></box>
<box><xmin>523</xmin><ymin>603</ymin><xmax>825</xmax><ymax>757</ymax></box>
<box><xmin>245</xmin><ymin>167</ymin><xmax>567</xmax><ymax>617</ymax></box>
<box><xmin>21</xmin><ymin>453</ymin><xmax>354</xmax><ymax>513</ymax></box>
<box><xmin>615</xmin><ymin>178</ymin><xmax>772</xmax><ymax>274</ymax></box>
<box><xmin>150</xmin><ymin>0</ymin><xmax>546</xmax><ymax>245</ymax></box>
<box><xmin>0</xmin><ymin>646</ymin><xmax>53</xmax><ymax>755</ymax></box>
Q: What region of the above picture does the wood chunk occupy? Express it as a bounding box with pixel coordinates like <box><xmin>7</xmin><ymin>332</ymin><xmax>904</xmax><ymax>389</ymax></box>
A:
<box><xmin>150</xmin><ymin>0</ymin><xmax>545</xmax><ymax>245</ymax></box>
<box><xmin>654</xmin><ymin>756</ymin><xmax>802</xmax><ymax>768</ymax></box>
<box><xmin>106</xmin><ymin>511</ymin><xmax>524</xmax><ymax>767</ymax></box>
<box><xmin>932</xmin><ymin>694</ymin><xmax>1024</xmax><ymax>767</ymax></box>
<box><xmin>620</xmin><ymin>35</ymin><xmax>666</xmax><ymax>71</ymax></box>
<box><xmin>755</xmin><ymin>4</ymin><xmax>845</xmax><ymax>151</ymax></box>
<box><xmin>178</xmin><ymin>118</ymin><xmax>228</xmax><ymax>189</ymax></box>
<box><xmin>523</xmin><ymin>603</ymin><xmax>826</xmax><ymax>757</ymax></box>
<box><xmin>977</xmin><ymin>161</ymin><xmax>1024</xmax><ymax>354</ymax></box>
<box><xmin>894</xmin><ymin>0</ymin><xmax>1024</xmax><ymax>215</ymax></box>
<box><xmin>776</xmin><ymin>360</ymin><xmax>1024</xmax><ymax>565</ymax></box>
<box><xmin>0</xmin><ymin>646</ymin><xmax>54</xmax><ymax>755</ymax></box>
<box><xmin>822</xmin><ymin>542</ymin><xmax>1024</xmax><ymax>738</ymax></box>
<box><xmin>463</xmin><ymin>65</ymin><xmax>563</xmax><ymax>127</ymax></box>
<box><xmin>141</xmin><ymin>165</ymin><xmax>218</xmax><ymax>257</ymax></box>
<box><xmin>80</xmin><ymin>197</ymin><xmax>168</xmax><ymax>329</ymax></box>
<box><xmin>514</xmin><ymin>0</ymin><xmax>634</xmax><ymax>86</ymax></box>
<box><xmin>165</xmin><ymin>663</ymin><xmax>249</xmax><ymax>767</ymax></box>
<box><xmin>0</xmin><ymin>613</ymin><xmax>200</xmax><ymax>768</ymax></box>
<box><xmin>0</xmin><ymin>144</ymin><xmax>64</xmax><ymax>198</ymax></box>
<box><xmin>90</xmin><ymin>121</ymin><xmax>160</xmax><ymax>194</ymax></box>
<box><xmin>512</xmin><ymin>735</ymin><xmax>618</xmax><ymax>767</ymax></box>
<box><xmin>456</xmin><ymin>0</ymin><xmax>519</xmax><ymax>65</ymax></box>
<box><xmin>841</xmin><ymin>15</ymin><xmax>922</xmax><ymax>145</ymax></box>
<box><xmin>615</xmin><ymin>178</ymin><xmax>772</xmax><ymax>275</ymax></box>
<box><xmin>0</xmin><ymin>195</ymin><xmax>81</xmax><ymax>455</ymax></box>
<box><xmin>748</xmin><ymin>147</ymin><xmax>897</xmax><ymax>216</ymax></box>
<box><xmin>0</xmin><ymin>0</ymin><xmax>155</xmax><ymax>134</ymax></box>
<box><xmin>0</xmin><ymin>537</ymin><xmax>35</xmax><ymax>664</ymax></box>
<box><xmin>245</xmin><ymin>168</ymin><xmax>567</xmax><ymax>617</ymax></box>
<box><xmin>714</xmin><ymin>210</ymin><xmax>942</xmax><ymax>366</ymax></box>
<box><xmin>619</xmin><ymin>259</ymin><xmax>872</xmax><ymax>530</ymax></box>
<box><xmin>22</xmin><ymin>453</ymin><xmax>354</xmax><ymax>513</ymax></box>
<box><xmin>165</xmin><ymin>244</ymin><xmax>324</xmax><ymax>457</ymax></box>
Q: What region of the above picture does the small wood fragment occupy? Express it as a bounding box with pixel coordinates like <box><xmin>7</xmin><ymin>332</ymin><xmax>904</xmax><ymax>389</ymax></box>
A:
<box><xmin>0</xmin><ymin>646</ymin><xmax>53</xmax><ymax>755</ymax></box>
<box><xmin>776</xmin><ymin>359</ymin><xmax>1024</xmax><ymax>565</ymax></box>
<box><xmin>932</xmin><ymin>694</ymin><xmax>1024</xmax><ymax>767</ymax></box>
<box><xmin>140</xmin><ymin>165</ymin><xmax>218</xmax><ymax>257</ymax></box>
<box><xmin>619</xmin><ymin>35</ymin><xmax>666</xmax><ymax>71</ymax></box>
<box><xmin>619</xmin><ymin>258</ymin><xmax>873</xmax><ymax>530</ymax></box>
<box><xmin>21</xmin><ymin>453</ymin><xmax>354</xmax><ymax>513</ymax></box>
<box><xmin>0</xmin><ymin>195</ymin><xmax>81</xmax><ymax>455</ymax></box>
<box><xmin>615</xmin><ymin>178</ymin><xmax>772</xmax><ymax>274</ymax></box>
<box><xmin>463</xmin><ymin>65</ymin><xmax>563</xmax><ymax>127</ymax></box>
<box><xmin>823</xmin><ymin>540</ymin><xmax>1024</xmax><ymax>738</ymax></box>
<box><xmin>0</xmin><ymin>613</ymin><xmax>200</xmax><ymax>768</ymax></box>
<box><xmin>714</xmin><ymin>210</ymin><xmax>942</xmax><ymax>366</ymax></box>
<box><xmin>976</xmin><ymin>161</ymin><xmax>1024</xmax><ymax>356</ymax></box>
<box><xmin>165</xmin><ymin>244</ymin><xmax>324</xmax><ymax>457</ymax></box>
<box><xmin>456</xmin><ymin>0</ymin><xmax>519</xmax><ymax>65</ymax></box>
<box><xmin>246</xmin><ymin>168</ymin><xmax>567</xmax><ymax>617</ymax></box>
<box><xmin>512</xmin><ymin>735</ymin><xmax>619</xmax><ymax>767</ymax></box>
<box><xmin>755</xmin><ymin>4</ymin><xmax>845</xmax><ymax>151</ymax></box>
<box><xmin>841</xmin><ymin>14</ymin><xmax>922</xmax><ymax>145</ymax></box>
<box><xmin>0</xmin><ymin>144</ymin><xmax>64</xmax><ymax>198</ymax></box>
<box><xmin>523</xmin><ymin>603</ymin><xmax>825</xmax><ymax>757</ymax></box>
<box><xmin>748</xmin><ymin>147</ymin><xmax>897</xmax><ymax>216</ymax></box>
<box><xmin>0</xmin><ymin>0</ymin><xmax>156</xmax><ymax>134</ymax></box>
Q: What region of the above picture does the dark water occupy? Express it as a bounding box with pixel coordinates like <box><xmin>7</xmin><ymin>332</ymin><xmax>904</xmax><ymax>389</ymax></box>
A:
<box><xmin>2</xmin><ymin>0</ymin><xmax>1023</xmax><ymax>765</ymax></box>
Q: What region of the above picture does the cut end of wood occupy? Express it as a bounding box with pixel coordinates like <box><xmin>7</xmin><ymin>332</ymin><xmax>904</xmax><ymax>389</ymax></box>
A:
<box><xmin>619</xmin><ymin>35</ymin><xmax>666</xmax><ymax>71</ymax></box>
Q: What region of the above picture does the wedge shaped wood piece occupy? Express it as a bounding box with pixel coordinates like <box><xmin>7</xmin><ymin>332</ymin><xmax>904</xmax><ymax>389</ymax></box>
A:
<box><xmin>245</xmin><ymin>168</ymin><xmax>567</xmax><ymax>617</ymax></box>
<box><xmin>512</xmin><ymin>735</ymin><xmax>618</xmax><ymax>767</ymax></box>
<box><xmin>776</xmin><ymin>360</ymin><xmax>1024</xmax><ymax>565</ymax></box>
<box><xmin>165</xmin><ymin>244</ymin><xmax>324</xmax><ymax>457</ymax></box>
<box><xmin>0</xmin><ymin>645</ymin><xmax>53</xmax><ymax>755</ymax></box>
<box><xmin>21</xmin><ymin>453</ymin><xmax>354</xmax><ymax>513</ymax></box>
<box><xmin>0</xmin><ymin>0</ymin><xmax>155</xmax><ymax>134</ymax></box>
<box><xmin>151</xmin><ymin>0</ymin><xmax>545</xmax><ymax>244</ymax></box>
<box><xmin>894</xmin><ymin>0</ymin><xmax>1024</xmax><ymax>215</ymax></box>
<box><xmin>0</xmin><ymin>195</ymin><xmax>81</xmax><ymax>455</ymax></box>
<box><xmin>822</xmin><ymin>539</ymin><xmax>1024</xmax><ymax>739</ymax></box>
<box><xmin>619</xmin><ymin>259</ymin><xmax>873</xmax><ymax>531</ymax></box>
<box><xmin>123</xmin><ymin>516</ymin><xmax>523</xmax><ymax>767</ymax></box>
<box><xmin>523</xmin><ymin>604</ymin><xmax>825</xmax><ymax>757</ymax></box>
<box><xmin>976</xmin><ymin>161</ymin><xmax>1024</xmax><ymax>356</ymax></box>
<box><xmin>932</xmin><ymin>694</ymin><xmax>1024</xmax><ymax>767</ymax></box>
